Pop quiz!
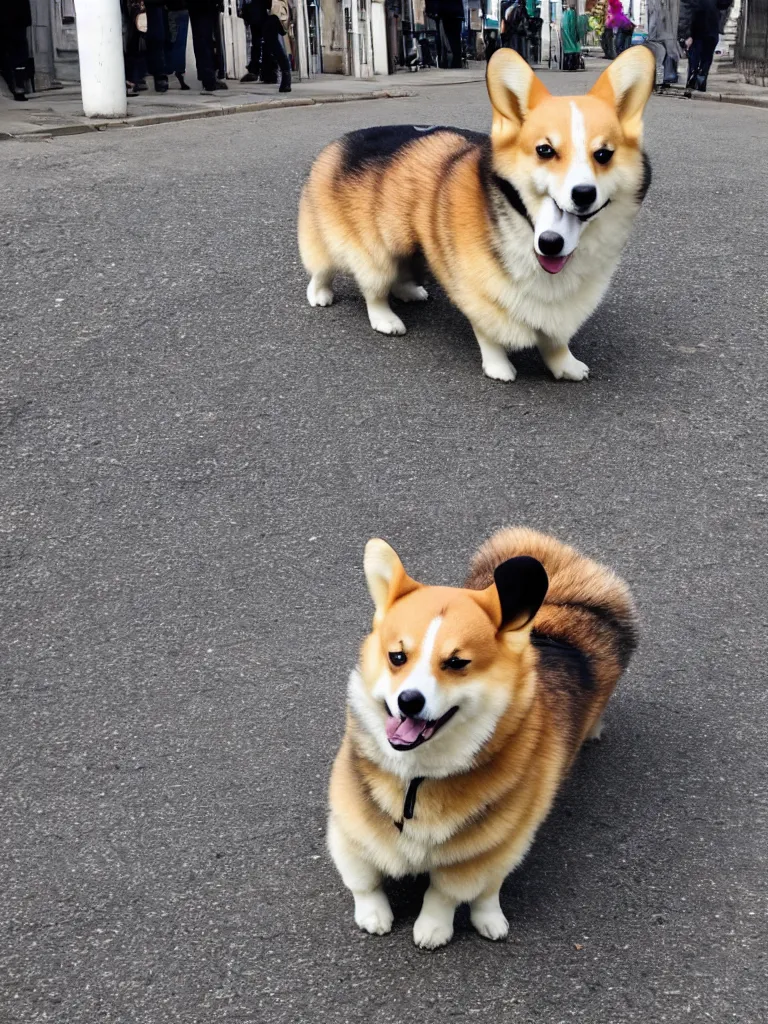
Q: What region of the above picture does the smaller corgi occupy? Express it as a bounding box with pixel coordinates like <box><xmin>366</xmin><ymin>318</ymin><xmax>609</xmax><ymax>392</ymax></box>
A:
<box><xmin>328</xmin><ymin>528</ymin><xmax>637</xmax><ymax>948</ymax></box>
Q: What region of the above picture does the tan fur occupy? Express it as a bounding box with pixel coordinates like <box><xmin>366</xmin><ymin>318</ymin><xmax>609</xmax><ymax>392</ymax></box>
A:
<box><xmin>299</xmin><ymin>46</ymin><xmax>655</xmax><ymax>381</ymax></box>
<box><xmin>328</xmin><ymin>528</ymin><xmax>637</xmax><ymax>946</ymax></box>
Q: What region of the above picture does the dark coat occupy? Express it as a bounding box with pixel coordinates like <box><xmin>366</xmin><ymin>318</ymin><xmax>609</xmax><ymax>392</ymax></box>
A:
<box><xmin>679</xmin><ymin>0</ymin><xmax>731</xmax><ymax>40</ymax></box>
<box><xmin>437</xmin><ymin>0</ymin><xmax>465</xmax><ymax>20</ymax></box>
<box><xmin>186</xmin><ymin>0</ymin><xmax>224</xmax><ymax>13</ymax></box>
<box><xmin>1</xmin><ymin>0</ymin><xmax>32</xmax><ymax>30</ymax></box>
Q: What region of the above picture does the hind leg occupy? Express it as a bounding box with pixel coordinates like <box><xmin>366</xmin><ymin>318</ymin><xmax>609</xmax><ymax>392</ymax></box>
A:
<box><xmin>391</xmin><ymin>258</ymin><xmax>428</xmax><ymax>303</ymax></box>
<box><xmin>365</xmin><ymin>296</ymin><xmax>406</xmax><ymax>336</ymax></box>
<box><xmin>391</xmin><ymin>254</ymin><xmax>429</xmax><ymax>303</ymax></box>
<box><xmin>298</xmin><ymin>196</ymin><xmax>336</xmax><ymax>308</ymax></box>
<box><xmin>355</xmin><ymin>257</ymin><xmax>406</xmax><ymax>336</ymax></box>
<box><xmin>391</xmin><ymin>280</ymin><xmax>429</xmax><ymax>303</ymax></box>
<box><xmin>307</xmin><ymin>270</ymin><xmax>335</xmax><ymax>308</ymax></box>
<box><xmin>585</xmin><ymin>716</ymin><xmax>604</xmax><ymax>742</ymax></box>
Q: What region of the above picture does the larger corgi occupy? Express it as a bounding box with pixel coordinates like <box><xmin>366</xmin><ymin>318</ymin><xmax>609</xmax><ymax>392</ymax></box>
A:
<box><xmin>328</xmin><ymin>528</ymin><xmax>637</xmax><ymax>948</ymax></box>
<box><xmin>298</xmin><ymin>47</ymin><xmax>655</xmax><ymax>382</ymax></box>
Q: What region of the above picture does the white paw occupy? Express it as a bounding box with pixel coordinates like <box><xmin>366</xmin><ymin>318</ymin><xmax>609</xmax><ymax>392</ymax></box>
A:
<box><xmin>392</xmin><ymin>282</ymin><xmax>429</xmax><ymax>302</ymax></box>
<box><xmin>353</xmin><ymin>890</ymin><xmax>393</xmax><ymax>936</ymax></box>
<box><xmin>550</xmin><ymin>352</ymin><xmax>589</xmax><ymax>381</ymax></box>
<box><xmin>586</xmin><ymin>716</ymin><xmax>604</xmax><ymax>742</ymax></box>
<box><xmin>470</xmin><ymin>907</ymin><xmax>509</xmax><ymax>941</ymax></box>
<box><xmin>413</xmin><ymin>912</ymin><xmax>454</xmax><ymax>950</ymax></box>
<box><xmin>482</xmin><ymin>356</ymin><xmax>517</xmax><ymax>382</ymax></box>
<box><xmin>369</xmin><ymin>309</ymin><xmax>407</xmax><ymax>336</ymax></box>
<box><xmin>307</xmin><ymin>279</ymin><xmax>334</xmax><ymax>307</ymax></box>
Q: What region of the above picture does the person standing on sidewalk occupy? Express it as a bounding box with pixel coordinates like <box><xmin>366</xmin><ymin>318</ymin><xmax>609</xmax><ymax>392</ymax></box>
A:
<box><xmin>679</xmin><ymin>0</ymin><xmax>731</xmax><ymax>94</ymax></box>
<box><xmin>0</xmin><ymin>0</ymin><xmax>32</xmax><ymax>101</ymax></box>
<box><xmin>435</xmin><ymin>0</ymin><xmax>465</xmax><ymax>68</ymax></box>
<box><xmin>123</xmin><ymin>0</ymin><xmax>147</xmax><ymax>96</ymax></box>
<box><xmin>606</xmin><ymin>0</ymin><xmax>634</xmax><ymax>55</ymax></box>
<box><xmin>187</xmin><ymin>0</ymin><xmax>228</xmax><ymax>93</ymax></box>
<box><xmin>239</xmin><ymin>0</ymin><xmax>292</xmax><ymax>92</ymax></box>
<box><xmin>144</xmin><ymin>1</ymin><xmax>172</xmax><ymax>91</ymax></box>
<box><xmin>560</xmin><ymin>0</ymin><xmax>581</xmax><ymax>69</ymax></box>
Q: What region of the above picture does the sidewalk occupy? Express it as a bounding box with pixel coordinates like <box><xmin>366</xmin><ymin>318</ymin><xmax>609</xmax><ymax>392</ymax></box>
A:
<box><xmin>665</xmin><ymin>66</ymin><xmax>768</xmax><ymax>109</ymax></box>
<box><xmin>3</xmin><ymin>57</ymin><xmax>765</xmax><ymax>141</ymax></box>
<box><xmin>0</xmin><ymin>66</ymin><xmax>487</xmax><ymax>142</ymax></box>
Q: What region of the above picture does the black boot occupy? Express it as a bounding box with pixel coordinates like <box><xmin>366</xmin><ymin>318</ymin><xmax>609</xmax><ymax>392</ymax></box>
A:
<box><xmin>12</xmin><ymin>68</ymin><xmax>28</xmax><ymax>101</ymax></box>
<box><xmin>154</xmin><ymin>74</ymin><xmax>169</xmax><ymax>93</ymax></box>
<box><xmin>176</xmin><ymin>72</ymin><xmax>190</xmax><ymax>90</ymax></box>
<box><xmin>278</xmin><ymin>68</ymin><xmax>291</xmax><ymax>92</ymax></box>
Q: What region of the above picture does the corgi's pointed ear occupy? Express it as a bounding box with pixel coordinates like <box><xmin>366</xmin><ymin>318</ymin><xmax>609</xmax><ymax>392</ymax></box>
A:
<box><xmin>486</xmin><ymin>48</ymin><xmax>550</xmax><ymax>144</ymax></box>
<box><xmin>473</xmin><ymin>555</ymin><xmax>549</xmax><ymax>632</ymax></box>
<box><xmin>589</xmin><ymin>45</ymin><xmax>655</xmax><ymax>143</ymax></box>
<box><xmin>364</xmin><ymin>539</ymin><xmax>421</xmax><ymax>624</ymax></box>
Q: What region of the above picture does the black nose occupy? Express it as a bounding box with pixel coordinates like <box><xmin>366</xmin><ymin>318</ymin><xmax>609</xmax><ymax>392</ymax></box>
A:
<box><xmin>571</xmin><ymin>184</ymin><xmax>597</xmax><ymax>209</ymax></box>
<box><xmin>398</xmin><ymin>689</ymin><xmax>425</xmax><ymax>716</ymax></box>
<box><xmin>538</xmin><ymin>231</ymin><xmax>564</xmax><ymax>256</ymax></box>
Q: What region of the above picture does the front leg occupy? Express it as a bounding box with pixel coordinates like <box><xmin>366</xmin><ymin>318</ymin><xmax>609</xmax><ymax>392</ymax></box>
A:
<box><xmin>413</xmin><ymin>883</ymin><xmax>458</xmax><ymax>950</ymax></box>
<box><xmin>327</xmin><ymin>816</ymin><xmax>394</xmax><ymax>936</ymax></box>
<box><xmin>537</xmin><ymin>334</ymin><xmax>590</xmax><ymax>381</ymax></box>
<box><xmin>471</xmin><ymin>317</ymin><xmax>538</xmax><ymax>382</ymax></box>
<box><xmin>469</xmin><ymin>886</ymin><xmax>509</xmax><ymax>941</ymax></box>
<box><xmin>476</xmin><ymin>334</ymin><xmax>517</xmax><ymax>382</ymax></box>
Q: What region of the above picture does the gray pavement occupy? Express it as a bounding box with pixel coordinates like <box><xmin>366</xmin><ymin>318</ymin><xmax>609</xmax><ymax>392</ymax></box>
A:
<box><xmin>1</xmin><ymin>76</ymin><xmax>767</xmax><ymax>1024</ymax></box>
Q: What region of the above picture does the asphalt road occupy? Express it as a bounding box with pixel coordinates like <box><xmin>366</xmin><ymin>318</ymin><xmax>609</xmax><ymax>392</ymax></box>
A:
<box><xmin>1</xmin><ymin>75</ymin><xmax>767</xmax><ymax>1024</ymax></box>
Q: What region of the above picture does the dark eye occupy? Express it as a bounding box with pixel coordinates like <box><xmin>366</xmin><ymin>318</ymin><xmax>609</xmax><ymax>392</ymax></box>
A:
<box><xmin>388</xmin><ymin>651</ymin><xmax>407</xmax><ymax>667</ymax></box>
<box><xmin>443</xmin><ymin>656</ymin><xmax>470</xmax><ymax>671</ymax></box>
<box><xmin>536</xmin><ymin>144</ymin><xmax>556</xmax><ymax>160</ymax></box>
<box><xmin>594</xmin><ymin>148</ymin><xmax>614</xmax><ymax>165</ymax></box>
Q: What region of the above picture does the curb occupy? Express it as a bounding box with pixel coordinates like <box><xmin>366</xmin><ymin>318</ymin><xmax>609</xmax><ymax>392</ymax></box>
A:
<box><xmin>658</xmin><ymin>85</ymin><xmax>768</xmax><ymax>110</ymax></box>
<box><xmin>0</xmin><ymin>88</ymin><xmax>414</xmax><ymax>141</ymax></box>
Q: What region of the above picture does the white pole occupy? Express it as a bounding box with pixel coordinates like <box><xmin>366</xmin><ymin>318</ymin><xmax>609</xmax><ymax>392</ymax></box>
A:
<box><xmin>351</xmin><ymin>0</ymin><xmax>361</xmax><ymax>77</ymax></box>
<box><xmin>74</xmin><ymin>0</ymin><xmax>128</xmax><ymax>118</ymax></box>
<box><xmin>295</xmin><ymin>0</ymin><xmax>312</xmax><ymax>80</ymax></box>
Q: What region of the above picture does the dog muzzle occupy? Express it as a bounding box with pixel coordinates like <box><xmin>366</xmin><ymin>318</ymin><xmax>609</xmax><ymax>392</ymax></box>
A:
<box><xmin>533</xmin><ymin>197</ymin><xmax>585</xmax><ymax>275</ymax></box>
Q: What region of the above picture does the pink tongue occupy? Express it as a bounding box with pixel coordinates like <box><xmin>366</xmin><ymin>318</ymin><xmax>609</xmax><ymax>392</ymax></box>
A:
<box><xmin>386</xmin><ymin>715</ymin><xmax>428</xmax><ymax>745</ymax></box>
<box><xmin>536</xmin><ymin>253</ymin><xmax>570</xmax><ymax>274</ymax></box>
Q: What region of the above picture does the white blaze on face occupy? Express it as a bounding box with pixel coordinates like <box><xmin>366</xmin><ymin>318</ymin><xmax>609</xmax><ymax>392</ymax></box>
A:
<box><xmin>557</xmin><ymin>101</ymin><xmax>598</xmax><ymax>214</ymax></box>
<box><xmin>392</xmin><ymin>616</ymin><xmax>443</xmax><ymax>719</ymax></box>
<box><xmin>534</xmin><ymin>196</ymin><xmax>584</xmax><ymax>257</ymax></box>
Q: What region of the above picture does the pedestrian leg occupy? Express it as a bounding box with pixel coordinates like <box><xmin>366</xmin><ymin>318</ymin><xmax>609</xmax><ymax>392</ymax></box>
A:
<box><xmin>685</xmin><ymin>37</ymin><xmax>702</xmax><ymax>91</ymax></box>
<box><xmin>695</xmin><ymin>34</ymin><xmax>718</xmax><ymax>91</ymax></box>
<box><xmin>189</xmin><ymin>10</ymin><xmax>217</xmax><ymax>91</ymax></box>
<box><xmin>264</xmin><ymin>16</ymin><xmax>291</xmax><ymax>91</ymax></box>
<box><xmin>145</xmin><ymin>5</ymin><xmax>169</xmax><ymax>90</ymax></box>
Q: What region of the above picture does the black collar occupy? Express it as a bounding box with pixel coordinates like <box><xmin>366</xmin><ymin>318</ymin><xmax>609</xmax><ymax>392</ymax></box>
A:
<box><xmin>491</xmin><ymin>174</ymin><xmax>534</xmax><ymax>229</ymax></box>
<box><xmin>394</xmin><ymin>776</ymin><xmax>425</xmax><ymax>832</ymax></box>
<box><xmin>577</xmin><ymin>198</ymin><xmax>611</xmax><ymax>222</ymax></box>
<box><xmin>491</xmin><ymin>177</ymin><xmax>611</xmax><ymax>228</ymax></box>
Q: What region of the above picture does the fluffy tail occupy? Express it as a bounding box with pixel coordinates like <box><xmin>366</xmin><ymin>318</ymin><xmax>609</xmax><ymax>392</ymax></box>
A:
<box><xmin>466</xmin><ymin>527</ymin><xmax>638</xmax><ymax>670</ymax></box>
